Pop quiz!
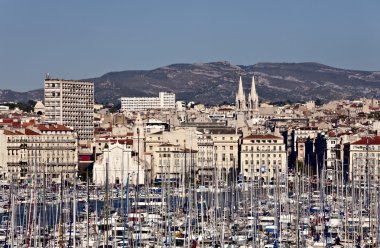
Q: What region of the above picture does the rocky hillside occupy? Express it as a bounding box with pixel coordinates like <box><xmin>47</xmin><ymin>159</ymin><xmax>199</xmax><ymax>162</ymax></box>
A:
<box><xmin>1</xmin><ymin>62</ymin><xmax>380</xmax><ymax>105</ymax></box>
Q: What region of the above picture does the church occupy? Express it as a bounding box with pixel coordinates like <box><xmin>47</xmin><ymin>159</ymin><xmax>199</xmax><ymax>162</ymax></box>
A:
<box><xmin>235</xmin><ymin>76</ymin><xmax>259</xmax><ymax>118</ymax></box>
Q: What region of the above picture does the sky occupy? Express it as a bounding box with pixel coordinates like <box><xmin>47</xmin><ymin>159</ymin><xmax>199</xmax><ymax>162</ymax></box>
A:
<box><xmin>0</xmin><ymin>1</ymin><xmax>380</xmax><ymax>91</ymax></box>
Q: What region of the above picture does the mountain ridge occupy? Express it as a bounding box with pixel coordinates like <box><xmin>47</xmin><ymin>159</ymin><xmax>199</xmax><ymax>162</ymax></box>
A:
<box><xmin>1</xmin><ymin>61</ymin><xmax>380</xmax><ymax>105</ymax></box>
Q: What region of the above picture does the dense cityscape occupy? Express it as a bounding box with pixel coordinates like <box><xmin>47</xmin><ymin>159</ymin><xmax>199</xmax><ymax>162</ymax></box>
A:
<box><xmin>2</xmin><ymin>0</ymin><xmax>380</xmax><ymax>246</ymax></box>
<box><xmin>0</xmin><ymin>75</ymin><xmax>380</xmax><ymax>247</ymax></box>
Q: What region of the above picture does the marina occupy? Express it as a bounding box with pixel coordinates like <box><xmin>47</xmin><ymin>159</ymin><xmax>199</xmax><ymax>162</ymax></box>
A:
<box><xmin>0</xmin><ymin>160</ymin><xmax>379</xmax><ymax>248</ymax></box>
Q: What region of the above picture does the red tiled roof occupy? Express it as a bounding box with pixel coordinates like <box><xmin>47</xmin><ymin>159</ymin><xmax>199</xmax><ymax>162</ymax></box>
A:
<box><xmin>22</xmin><ymin>120</ymin><xmax>35</xmax><ymax>127</ymax></box>
<box><xmin>3</xmin><ymin>130</ymin><xmax>17</xmax><ymax>135</ymax></box>
<box><xmin>96</xmin><ymin>139</ymin><xmax>133</xmax><ymax>145</ymax></box>
<box><xmin>327</xmin><ymin>131</ymin><xmax>337</xmax><ymax>137</ymax></box>
<box><xmin>352</xmin><ymin>136</ymin><xmax>380</xmax><ymax>145</ymax></box>
<box><xmin>37</xmin><ymin>124</ymin><xmax>72</xmax><ymax>131</ymax></box>
<box><xmin>218</xmin><ymin>108</ymin><xmax>234</xmax><ymax>111</ymax></box>
<box><xmin>25</xmin><ymin>129</ymin><xmax>40</xmax><ymax>135</ymax></box>
<box><xmin>350</xmin><ymin>103</ymin><xmax>363</xmax><ymax>108</ymax></box>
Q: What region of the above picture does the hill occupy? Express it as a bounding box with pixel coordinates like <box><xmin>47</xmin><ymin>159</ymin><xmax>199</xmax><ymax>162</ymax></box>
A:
<box><xmin>1</xmin><ymin>61</ymin><xmax>380</xmax><ymax>105</ymax></box>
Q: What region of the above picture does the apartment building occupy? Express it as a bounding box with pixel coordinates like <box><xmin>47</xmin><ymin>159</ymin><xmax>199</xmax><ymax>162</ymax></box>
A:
<box><xmin>197</xmin><ymin>133</ymin><xmax>214</xmax><ymax>183</ymax></box>
<box><xmin>240</xmin><ymin>134</ymin><xmax>287</xmax><ymax>183</ymax></box>
<box><xmin>44</xmin><ymin>79</ymin><xmax>94</xmax><ymax>141</ymax></box>
<box><xmin>207</xmin><ymin>128</ymin><xmax>240</xmax><ymax>181</ymax></box>
<box><xmin>0</xmin><ymin>124</ymin><xmax>78</xmax><ymax>183</ymax></box>
<box><xmin>153</xmin><ymin>143</ymin><xmax>197</xmax><ymax>182</ymax></box>
<box><xmin>120</xmin><ymin>92</ymin><xmax>175</xmax><ymax>112</ymax></box>
<box><xmin>350</xmin><ymin>136</ymin><xmax>380</xmax><ymax>182</ymax></box>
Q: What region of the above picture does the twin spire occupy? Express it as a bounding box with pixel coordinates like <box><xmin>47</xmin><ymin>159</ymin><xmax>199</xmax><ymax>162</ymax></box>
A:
<box><xmin>236</xmin><ymin>76</ymin><xmax>259</xmax><ymax>112</ymax></box>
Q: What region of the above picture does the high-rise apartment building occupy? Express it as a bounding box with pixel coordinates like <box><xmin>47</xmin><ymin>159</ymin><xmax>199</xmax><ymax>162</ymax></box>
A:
<box><xmin>120</xmin><ymin>92</ymin><xmax>175</xmax><ymax>112</ymax></box>
<box><xmin>44</xmin><ymin>79</ymin><xmax>94</xmax><ymax>141</ymax></box>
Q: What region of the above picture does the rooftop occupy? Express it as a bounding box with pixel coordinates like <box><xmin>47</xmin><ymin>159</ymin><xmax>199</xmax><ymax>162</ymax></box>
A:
<box><xmin>351</xmin><ymin>136</ymin><xmax>380</xmax><ymax>145</ymax></box>
<box><xmin>243</xmin><ymin>134</ymin><xmax>282</xmax><ymax>140</ymax></box>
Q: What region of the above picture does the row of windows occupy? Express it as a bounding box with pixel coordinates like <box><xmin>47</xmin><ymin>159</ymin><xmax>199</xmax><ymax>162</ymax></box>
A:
<box><xmin>352</xmin><ymin>146</ymin><xmax>380</xmax><ymax>150</ymax></box>
<box><xmin>159</xmin><ymin>153</ymin><xmax>197</xmax><ymax>158</ymax></box>
<box><xmin>214</xmin><ymin>136</ymin><xmax>235</xmax><ymax>141</ymax></box>
<box><xmin>245</xmin><ymin>160</ymin><xmax>283</xmax><ymax>165</ymax></box>
<box><xmin>352</xmin><ymin>153</ymin><xmax>380</xmax><ymax>158</ymax></box>
<box><xmin>7</xmin><ymin>135</ymin><xmax>73</xmax><ymax>142</ymax></box>
<box><xmin>243</xmin><ymin>145</ymin><xmax>283</xmax><ymax>151</ymax></box>
<box><xmin>250</xmin><ymin>139</ymin><xmax>278</xmax><ymax>143</ymax></box>
<box><xmin>216</xmin><ymin>146</ymin><xmax>235</xmax><ymax>150</ymax></box>
<box><xmin>245</xmin><ymin>153</ymin><xmax>282</xmax><ymax>158</ymax></box>
<box><xmin>244</xmin><ymin>168</ymin><xmax>282</xmax><ymax>173</ymax></box>
<box><xmin>8</xmin><ymin>148</ymin><xmax>75</xmax><ymax>156</ymax></box>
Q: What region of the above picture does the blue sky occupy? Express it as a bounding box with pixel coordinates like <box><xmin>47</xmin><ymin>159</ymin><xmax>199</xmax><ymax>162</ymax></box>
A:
<box><xmin>1</xmin><ymin>1</ymin><xmax>379</xmax><ymax>91</ymax></box>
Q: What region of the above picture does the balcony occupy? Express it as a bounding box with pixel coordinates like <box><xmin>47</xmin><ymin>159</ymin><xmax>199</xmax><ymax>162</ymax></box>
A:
<box><xmin>7</xmin><ymin>145</ymin><xmax>21</xmax><ymax>149</ymax></box>
<box><xmin>241</xmin><ymin>149</ymin><xmax>285</xmax><ymax>153</ymax></box>
<box><xmin>48</xmin><ymin>162</ymin><xmax>77</xmax><ymax>166</ymax></box>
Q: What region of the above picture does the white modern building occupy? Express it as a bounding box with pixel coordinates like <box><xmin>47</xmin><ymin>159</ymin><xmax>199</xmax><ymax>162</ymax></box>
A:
<box><xmin>120</xmin><ymin>92</ymin><xmax>175</xmax><ymax>112</ymax></box>
<box><xmin>0</xmin><ymin>106</ymin><xmax>10</xmax><ymax>113</ymax></box>
<box><xmin>44</xmin><ymin>78</ymin><xmax>94</xmax><ymax>141</ymax></box>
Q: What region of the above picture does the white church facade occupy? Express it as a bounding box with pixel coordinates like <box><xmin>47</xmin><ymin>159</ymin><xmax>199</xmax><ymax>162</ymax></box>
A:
<box><xmin>93</xmin><ymin>142</ymin><xmax>145</xmax><ymax>186</ymax></box>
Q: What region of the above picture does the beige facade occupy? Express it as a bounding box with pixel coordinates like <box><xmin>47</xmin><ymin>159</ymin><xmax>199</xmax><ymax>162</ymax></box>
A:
<box><xmin>208</xmin><ymin>129</ymin><xmax>240</xmax><ymax>181</ymax></box>
<box><xmin>240</xmin><ymin>134</ymin><xmax>287</xmax><ymax>183</ymax></box>
<box><xmin>296</xmin><ymin>139</ymin><xmax>306</xmax><ymax>164</ymax></box>
<box><xmin>0</xmin><ymin>124</ymin><xmax>77</xmax><ymax>183</ymax></box>
<box><xmin>349</xmin><ymin>136</ymin><xmax>380</xmax><ymax>182</ymax></box>
<box><xmin>145</xmin><ymin>128</ymin><xmax>198</xmax><ymax>157</ymax></box>
<box><xmin>197</xmin><ymin>133</ymin><xmax>215</xmax><ymax>182</ymax></box>
<box><xmin>153</xmin><ymin>143</ymin><xmax>197</xmax><ymax>182</ymax></box>
<box><xmin>145</xmin><ymin>127</ymin><xmax>239</xmax><ymax>182</ymax></box>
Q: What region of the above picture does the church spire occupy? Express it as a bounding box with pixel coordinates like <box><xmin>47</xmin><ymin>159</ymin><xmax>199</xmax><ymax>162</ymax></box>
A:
<box><xmin>248</xmin><ymin>75</ymin><xmax>259</xmax><ymax>112</ymax></box>
<box><xmin>236</xmin><ymin>76</ymin><xmax>246</xmax><ymax>110</ymax></box>
<box><xmin>250</xmin><ymin>75</ymin><xmax>257</xmax><ymax>99</ymax></box>
<box><xmin>238</xmin><ymin>76</ymin><xmax>244</xmax><ymax>98</ymax></box>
